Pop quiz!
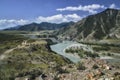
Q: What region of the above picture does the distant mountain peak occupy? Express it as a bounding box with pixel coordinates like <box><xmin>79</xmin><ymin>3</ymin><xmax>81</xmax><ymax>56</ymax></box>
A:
<box><xmin>105</xmin><ymin>8</ymin><xmax>119</xmax><ymax>11</ymax></box>
<box><xmin>101</xmin><ymin>8</ymin><xmax>119</xmax><ymax>15</ymax></box>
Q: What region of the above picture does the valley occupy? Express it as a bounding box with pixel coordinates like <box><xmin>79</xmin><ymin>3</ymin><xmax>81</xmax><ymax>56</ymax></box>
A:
<box><xmin>0</xmin><ymin>8</ymin><xmax>120</xmax><ymax>80</ymax></box>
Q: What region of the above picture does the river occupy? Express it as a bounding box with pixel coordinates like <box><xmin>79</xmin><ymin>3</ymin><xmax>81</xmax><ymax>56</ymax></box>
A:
<box><xmin>50</xmin><ymin>41</ymin><xmax>80</xmax><ymax>63</ymax></box>
<box><xmin>21</xmin><ymin>34</ymin><xmax>120</xmax><ymax>63</ymax></box>
<box><xmin>50</xmin><ymin>41</ymin><xmax>94</xmax><ymax>63</ymax></box>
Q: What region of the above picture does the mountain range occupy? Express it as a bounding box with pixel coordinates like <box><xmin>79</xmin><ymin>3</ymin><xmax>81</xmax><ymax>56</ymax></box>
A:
<box><xmin>56</xmin><ymin>8</ymin><xmax>120</xmax><ymax>41</ymax></box>
<box><xmin>4</xmin><ymin>8</ymin><xmax>120</xmax><ymax>40</ymax></box>
<box><xmin>4</xmin><ymin>22</ymin><xmax>75</xmax><ymax>31</ymax></box>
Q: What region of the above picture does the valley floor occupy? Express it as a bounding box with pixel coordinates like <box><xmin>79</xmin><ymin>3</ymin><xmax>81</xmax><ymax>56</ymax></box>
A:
<box><xmin>0</xmin><ymin>31</ymin><xmax>120</xmax><ymax>80</ymax></box>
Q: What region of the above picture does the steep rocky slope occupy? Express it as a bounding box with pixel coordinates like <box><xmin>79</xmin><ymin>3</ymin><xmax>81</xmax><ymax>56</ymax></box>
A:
<box><xmin>57</xmin><ymin>8</ymin><xmax>120</xmax><ymax>41</ymax></box>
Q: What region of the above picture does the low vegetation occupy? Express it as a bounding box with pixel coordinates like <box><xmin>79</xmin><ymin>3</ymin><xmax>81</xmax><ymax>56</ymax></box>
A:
<box><xmin>65</xmin><ymin>48</ymin><xmax>99</xmax><ymax>58</ymax></box>
<box><xmin>77</xmin><ymin>62</ymin><xmax>86</xmax><ymax>70</ymax></box>
<box><xmin>0</xmin><ymin>31</ymin><xmax>120</xmax><ymax>80</ymax></box>
<box><xmin>0</xmin><ymin>33</ymin><xmax>28</xmax><ymax>54</ymax></box>
<box><xmin>0</xmin><ymin>32</ymin><xmax>71</xmax><ymax>80</ymax></box>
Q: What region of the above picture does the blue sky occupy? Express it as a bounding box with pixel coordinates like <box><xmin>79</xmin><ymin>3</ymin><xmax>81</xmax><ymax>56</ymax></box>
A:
<box><xmin>0</xmin><ymin>0</ymin><xmax>120</xmax><ymax>29</ymax></box>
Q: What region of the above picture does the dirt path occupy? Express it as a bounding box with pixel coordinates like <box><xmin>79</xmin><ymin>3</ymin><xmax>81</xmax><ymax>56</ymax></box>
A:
<box><xmin>0</xmin><ymin>48</ymin><xmax>16</xmax><ymax>60</ymax></box>
<box><xmin>0</xmin><ymin>40</ymin><xmax>28</xmax><ymax>60</ymax></box>
<box><xmin>0</xmin><ymin>40</ymin><xmax>45</xmax><ymax>60</ymax></box>
<box><xmin>0</xmin><ymin>55</ymin><xmax>5</xmax><ymax>60</ymax></box>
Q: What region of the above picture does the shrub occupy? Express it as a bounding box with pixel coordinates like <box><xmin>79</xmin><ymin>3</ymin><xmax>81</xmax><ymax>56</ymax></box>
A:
<box><xmin>77</xmin><ymin>62</ymin><xmax>86</xmax><ymax>70</ymax></box>
<box><xmin>92</xmin><ymin>64</ymin><xmax>99</xmax><ymax>69</ymax></box>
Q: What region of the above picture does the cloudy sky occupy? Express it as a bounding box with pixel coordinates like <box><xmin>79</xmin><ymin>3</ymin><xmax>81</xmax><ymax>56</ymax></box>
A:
<box><xmin>0</xmin><ymin>0</ymin><xmax>120</xmax><ymax>29</ymax></box>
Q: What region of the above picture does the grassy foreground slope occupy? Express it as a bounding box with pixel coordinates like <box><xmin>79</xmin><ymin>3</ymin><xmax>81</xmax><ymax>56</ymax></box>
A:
<box><xmin>0</xmin><ymin>32</ymin><xmax>70</xmax><ymax>80</ymax></box>
<box><xmin>0</xmin><ymin>32</ymin><xmax>28</xmax><ymax>54</ymax></box>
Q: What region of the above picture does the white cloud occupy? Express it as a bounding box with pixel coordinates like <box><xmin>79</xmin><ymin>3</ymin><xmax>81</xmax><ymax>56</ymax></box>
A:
<box><xmin>57</xmin><ymin>4</ymin><xmax>106</xmax><ymax>14</ymax></box>
<box><xmin>36</xmin><ymin>13</ymin><xmax>82</xmax><ymax>23</ymax></box>
<box><xmin>0</xmin><ymin>14</ymin><xmax>82</xmax><ymax>29</ymax></box>
<box><xmin>0</xmin><ymin>19</ymin><xmax>29</xmax><ymax>29</ymax></box>
<box><xmin>109</xmin><ymin>3</ymin><xmax>116</xmax><ymax>8</ymax></box>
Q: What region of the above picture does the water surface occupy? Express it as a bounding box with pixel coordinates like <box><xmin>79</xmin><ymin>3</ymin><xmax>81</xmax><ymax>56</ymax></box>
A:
<box><xmin>50</xmin><ymin>41</ymin><xmax>81</xmax><ymax>63</ymax></box>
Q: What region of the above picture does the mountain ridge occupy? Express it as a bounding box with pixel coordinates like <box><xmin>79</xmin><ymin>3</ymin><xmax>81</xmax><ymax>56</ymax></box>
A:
<box><xmin>4</xmin><ymin>22</ymin><xmax>75</xmax><ymax>31</ymax></box>
<box><xmin>56</xmin><ymin>8</ymin><xmax>120</xmax><ymax>41</ymax></box>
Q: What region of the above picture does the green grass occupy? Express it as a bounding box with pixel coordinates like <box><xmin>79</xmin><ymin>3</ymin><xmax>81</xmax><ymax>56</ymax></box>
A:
<box><xmin>0</xmin><ymin>33</ymin><xmax>28</xmax><ymax>54</ymax></box>
<box><xmin>92</xmin><ymin>46</ymin><xmax>110</xmax><ymax>52</ymax></box>
<box><xmin>0</xmin><ymin>31</ymin><xmax>29</xmax><ymax>34</ymax></box>
<box><xmin>79</xmin><ymin>41</ymin><xmax>120</xmax><ymax>47</ymax></box>
<box><xmin>0</xmin><ymin>33</ymin><xmax>28</xmax><ymax>42</ymax></box>
<box><xmin>0</xmin><ymin>41</ymin><xmax>70</xmax><ymax>80</ymax></box>
<box><xmin>65</xmin><ymin>48</ymin><xmax>99</xmax><ymax>58</ymax></box>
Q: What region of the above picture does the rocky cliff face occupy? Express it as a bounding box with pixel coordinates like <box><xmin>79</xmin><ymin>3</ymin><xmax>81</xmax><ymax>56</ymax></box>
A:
<box><xmin>57</xmin><ymin>8</ymin><xmax>120</xmax><ymax>41</ymax></box>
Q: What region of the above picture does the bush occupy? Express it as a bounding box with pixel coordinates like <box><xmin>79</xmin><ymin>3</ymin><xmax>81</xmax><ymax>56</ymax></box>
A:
<box><xmin>56</xmin><ymin>67</ymin><xmax>69</xmax><ymax>74</ymax></box>
<box><xmin>92</xmin><ymin>64</ymin><xmax>99</xmax><ymax>69</ymax></box>
<box><xmin>77</xmin><ymin>62</ymin><xmax>86</xmax><ymax>70</ymax></box>
<box><xmin>65</xmin><ymin>48</ymin><xmax>99</xmax><ymax>58</ymax></box>
<box><xmin>107</xmin><ymin>53</ymin><xmax>113</xmax><ymax>56</ymax></box>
